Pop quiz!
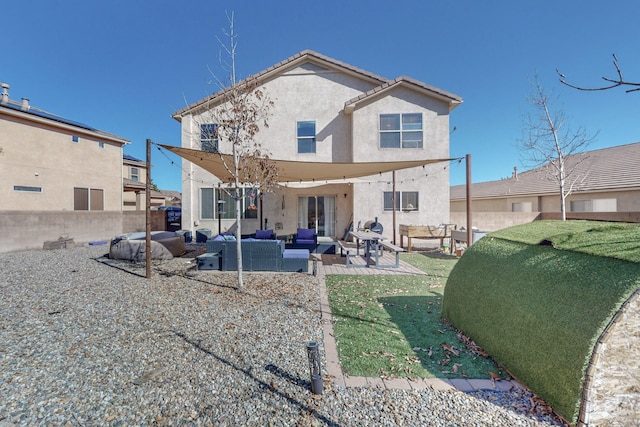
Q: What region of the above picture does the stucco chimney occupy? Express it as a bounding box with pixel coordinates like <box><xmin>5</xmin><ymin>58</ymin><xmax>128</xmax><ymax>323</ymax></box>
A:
<box><xmin>21</xmin><ymin>97</ymin><xmax>30</xmax><ymax>111</ymax></box>
<box><xmin>513</xmin><ymin>166</ymin><xmax>518</xmax><ymax>180</ymax></box>
<box><xmin>1</xmin><ymin>82</ymin><xmax>9</xmax><ymax>105</ymax></box>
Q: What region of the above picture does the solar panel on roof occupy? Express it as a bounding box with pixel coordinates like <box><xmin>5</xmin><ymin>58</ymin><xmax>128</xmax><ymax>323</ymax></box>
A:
<box><xmin>1</xmin><ymin>101</ymin><xmax>96</xmax><ymax>131</ymax></box>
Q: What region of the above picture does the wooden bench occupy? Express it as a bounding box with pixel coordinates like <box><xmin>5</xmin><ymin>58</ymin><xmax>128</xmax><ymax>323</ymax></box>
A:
<box><xmin>337</xmin><ymin>240</ymin><xmax>364</xmax><ymax>268</ymax></box>
<box><xmin>375</xmin><ymin>240</ymin><xmax>406</xmax><ymax>268</ymax></box>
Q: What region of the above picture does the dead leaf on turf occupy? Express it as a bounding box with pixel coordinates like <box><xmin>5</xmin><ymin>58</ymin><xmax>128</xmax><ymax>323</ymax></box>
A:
<box><xmin>442</xmin><ymin>343</ymin><xmax>459</xmax><ymax>356</ymax></box>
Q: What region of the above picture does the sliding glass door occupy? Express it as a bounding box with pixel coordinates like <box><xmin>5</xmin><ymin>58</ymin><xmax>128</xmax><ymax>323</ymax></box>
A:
<box><xmin>298</xmin><ymin>196</ymin><xmax>335</xmax><ymax>237</ymax></box>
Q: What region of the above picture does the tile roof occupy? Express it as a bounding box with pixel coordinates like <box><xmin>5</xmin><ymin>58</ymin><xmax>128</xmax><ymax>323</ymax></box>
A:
<box><xmin>450</xmin><ymin>142</ymin><xmax>640</xmax><ymax>200</ymax></box>
<box><xmin>172</xmin><ymin>50</ymin><xmax>462</xmax><ymax>119</ymax></box>
<box><xmin>344</xmin><ymin>76</ymin><xmax>462</xmax><ymax>112</ymax></box>
<box><xmin>123</xmin><ymin>153</ymin><xmax>144</xmax><ymax>163</ymax></box>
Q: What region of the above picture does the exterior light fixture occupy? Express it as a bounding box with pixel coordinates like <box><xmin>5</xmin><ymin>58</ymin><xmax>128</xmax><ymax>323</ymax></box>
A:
<box><xmin>306</xmin><ymin>341</ymin><xmax>323</xmax><ymax>394</ymax></box>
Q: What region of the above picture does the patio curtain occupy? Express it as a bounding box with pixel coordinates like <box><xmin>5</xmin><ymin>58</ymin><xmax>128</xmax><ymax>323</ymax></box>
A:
<box><xmin>324</xmin><ymin>196</ymin><xmax>335</xmax><ymax>237</ymax></box>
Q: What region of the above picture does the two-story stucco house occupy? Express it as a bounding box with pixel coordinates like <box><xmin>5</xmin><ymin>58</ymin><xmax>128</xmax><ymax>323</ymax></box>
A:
<box><xmin>122</xmin><ymin>154</ymin><xmax>168</xmax><ymax>210</ymax></box>
<box><xmin>171</xmin><ymin>50</ymin><xmax>462</xmax><ymax>242</ymax></box>
<box><xmin>0</xmin><ymin>82</ymin><xmax>129</xmax><ymax>211</ymax></box>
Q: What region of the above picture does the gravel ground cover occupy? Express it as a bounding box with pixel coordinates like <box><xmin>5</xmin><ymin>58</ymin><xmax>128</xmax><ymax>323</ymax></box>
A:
<box><xmin>0</xmin><ymin>245</ymin><xmax>566</xmax><ymax>426</ymax></box>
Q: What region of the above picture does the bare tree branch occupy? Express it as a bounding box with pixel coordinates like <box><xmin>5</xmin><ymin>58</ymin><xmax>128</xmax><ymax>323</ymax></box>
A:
<box><xmin>557</xmin><ymin>54</ymin><xmax>640</xmax><ymax>93</ymax></box>
<box><xmin>188</xmin><ymin>13</ymin><xmax>278</xmax><ymax>290</ymax></box>
<box><xmin>519</xmin><ymin>76</ymin><xmax>597</xmax><ymax>220</ymax></box>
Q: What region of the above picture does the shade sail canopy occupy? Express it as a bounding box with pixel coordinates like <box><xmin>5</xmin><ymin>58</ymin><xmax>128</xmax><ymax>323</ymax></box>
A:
<box><xmin>160</xmin><ymin>144</ymin><xmax>456</xmax><ymax>184</ymax></box>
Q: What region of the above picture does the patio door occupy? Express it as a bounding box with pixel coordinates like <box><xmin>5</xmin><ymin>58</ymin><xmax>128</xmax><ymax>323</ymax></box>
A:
<box><xmin>298</xmin><ymin>196</ymin><xmax>335</xmax><ymax>237</ymax></box>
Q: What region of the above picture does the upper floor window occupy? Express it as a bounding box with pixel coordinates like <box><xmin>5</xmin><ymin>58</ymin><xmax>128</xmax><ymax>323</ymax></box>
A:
<box><xmin>383</xmin><ymin>191</ymin><xmax>419</xmax><ymax>211</ymax></box>
<box><xmin>380</xmin><ymin>113</ymin><xmax>423</xmax><ymax>149</ymax></box>
<box><xmin>297</xmin><ymin>121</ymin><xmax>316</xmax><ymax>153</ymax></box>
<box><xmin>130</xmin><ymin>167</ymin><xmax>139</xmax><ymax>181</ymax></box>
<box><xmin>201</xmin><ymin>123</ymin><xmax>219</xmax><ymax>152</ymax></box>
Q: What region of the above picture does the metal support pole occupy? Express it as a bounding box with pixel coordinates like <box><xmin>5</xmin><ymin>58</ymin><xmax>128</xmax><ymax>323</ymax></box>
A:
<box><xmin>145</xmin><ymin>138</ymin><xmax>151</xmax><ymax>279</ymax></box>
<box><xmin>217</xmin><ymin>185</ymin><xmax>222</xmax><ymax>235</ymax></box>
<box><xmin>466</xmin><ymin>154</ymin><xmax>472</xmax><ymax>249</ymax></box>
<box><xmin>392</xmin><ymin>170</ymin><xmax>397</xmax><ymax>245</ymax></box>
<box><xmin>306</xmin><ymin>341</ymin><xmax>323</xmax><ymax>394</ymax></box>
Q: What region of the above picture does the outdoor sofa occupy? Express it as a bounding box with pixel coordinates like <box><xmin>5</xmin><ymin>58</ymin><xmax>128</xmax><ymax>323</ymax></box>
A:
<box><xmin>202</xmin><ymin>237</ymin><xmax>308</xmax><ymax>272</ymax></box>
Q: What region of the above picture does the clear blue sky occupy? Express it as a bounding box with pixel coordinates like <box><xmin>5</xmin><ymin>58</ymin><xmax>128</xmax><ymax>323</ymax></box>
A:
<box><xmin>4</xmin><ymin>0</ymin><xmax>639</xmax><ymax>192</ymax></box>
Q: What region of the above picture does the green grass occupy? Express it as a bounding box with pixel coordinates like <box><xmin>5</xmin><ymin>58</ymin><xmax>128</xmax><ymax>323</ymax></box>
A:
<box><xmin>442</xmin><ymin>221</ymin><xmax>640</xmax><ymax>424</ymax></box>
<box><xmin>325</xmin><ymin>252</ymin><xmax>507</xmax><ymax>380</ymax></box>
<box><xmin>489</xmin><ymin>220</ymin><xmax>640</xmax><ymax>263</ymax></box>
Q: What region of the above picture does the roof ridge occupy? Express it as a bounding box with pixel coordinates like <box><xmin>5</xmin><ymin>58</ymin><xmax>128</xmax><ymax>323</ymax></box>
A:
<box><xmin>172</xmin><ymin>50</ymin><xmax>391</xmax><ymax>118</ymax></box>
<box><xmin>451</xmin><ymin>142</ymin><xmax>640</xmax><ymax>199</ymax></box>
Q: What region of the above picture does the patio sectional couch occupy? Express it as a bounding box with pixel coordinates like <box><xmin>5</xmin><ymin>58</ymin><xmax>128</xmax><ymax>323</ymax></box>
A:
<box><xmin>202</xmin><ymin>238</ymin><xmax>309</xmax><ymax>272</ymax></box>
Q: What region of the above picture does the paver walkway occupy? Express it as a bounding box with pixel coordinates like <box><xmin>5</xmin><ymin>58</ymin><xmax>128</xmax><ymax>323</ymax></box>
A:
<box><xmin>313</xmin><ymin>253</ymin><xmax>525</xmax><ymax>393</ymax></box>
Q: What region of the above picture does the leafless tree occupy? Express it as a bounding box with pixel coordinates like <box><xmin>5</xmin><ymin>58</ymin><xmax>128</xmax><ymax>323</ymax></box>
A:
<box><xmin>519</xmin><ymin>77</ymin><xmax>597</xmax><ymax>220</ymax></box>
<box><xmin>557</xmin><ymin>54</ymin><xmax>640</xmax><ymax>93</ymax></box>
<box><xmin>196</xmin><ymin>12</ymin><xmax>278</xmax><ymax>290</ymax></box>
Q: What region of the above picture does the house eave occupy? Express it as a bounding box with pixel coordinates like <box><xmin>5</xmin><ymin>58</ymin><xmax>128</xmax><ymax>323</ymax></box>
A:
<box><xmin>344</xmin><ymin>77</ymin><xmax>463</xmax><ymax>114</ymax></box>
<box><xmin>1</xmin><ymin>104</ymin><xmax>129</xmax><ymax>146</ymax></box>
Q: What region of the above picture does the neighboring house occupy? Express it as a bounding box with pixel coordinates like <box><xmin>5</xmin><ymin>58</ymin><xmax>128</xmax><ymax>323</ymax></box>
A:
<box><xmin>450</xmin><ymin>142</ymin><xmax>640</xmax><ymax>230</ymax></box>
<box><xmin>172</xmin><ymin>50</ymin><xmax>462</xmax><ymax>241</ymax></box>
<box><xmin>122</xmin><ymin>154</ymin><xmax>167</xmax><ymax>210</ymax></box>
<box><xmin>0</xmin><ymin>82</ymin><xmax>129</xmax><ymax>211</ymax></box>
<box><xmin>158</xmin><ymin>189</ymin><xmax>182</xmax><ymax>207</ymax></box>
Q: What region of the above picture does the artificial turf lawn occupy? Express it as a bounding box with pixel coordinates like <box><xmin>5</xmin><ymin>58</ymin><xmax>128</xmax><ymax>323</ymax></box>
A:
<box><xmin>325</xmin><ymin>252</ymin><xmax>508</xmax><ymax>380</ymax></box>
<box><xmin>442</xmin><ymin>221</ymin><xmax>640</xmax><ymax>424</ymax></box>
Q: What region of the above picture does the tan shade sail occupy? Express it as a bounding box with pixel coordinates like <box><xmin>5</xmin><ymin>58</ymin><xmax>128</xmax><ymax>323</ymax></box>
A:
<box><xmin>160</xmin><ymin>144</ymin><xmax>456</xmax><ymax>184</ymax></box>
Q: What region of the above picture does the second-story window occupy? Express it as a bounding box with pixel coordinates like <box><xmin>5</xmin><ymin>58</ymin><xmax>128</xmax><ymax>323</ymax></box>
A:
<box><xmin>297</xmin><ymin>121</ymin><xmax>316</xmax><ymax>153</ymax></box>
<box><xmin>380</xmin><ymin>113</ymin><xmax>423</xmax><ymax>149</ymax></box>
<box><xmin>130</xmin><ymin>167</ymin><xmax>139</xmax><ymax>181</ymax></box>
<box><xmin>201</xmin><ymin>123</ymin><xmax>219</xmax><ymax>152</ymax></box>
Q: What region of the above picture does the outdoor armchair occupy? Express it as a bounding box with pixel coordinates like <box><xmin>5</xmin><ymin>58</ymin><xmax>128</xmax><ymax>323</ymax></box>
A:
<box><xmin>254</xmin><ymin>229</ymin><xmax>276</xmax><ymax>239</ymax></box>
<box><xmin>293</xmin><ymin>228</ymin><xmax>317</xmax><ymax>246</ymax></box>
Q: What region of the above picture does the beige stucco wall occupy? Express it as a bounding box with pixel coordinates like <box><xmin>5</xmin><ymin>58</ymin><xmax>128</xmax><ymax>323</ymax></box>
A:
<box><xmin>450</xmin><ymin>189</ymin><xmax>640</xmax><ymax>231</ymax></box>
<box><xmin>452</xmin><ymin>189</ymin><xmax>640</xmax><ymax>214</ymax></box>
<box><xmin>449</xmin><ymin>211</ymin><xmax>541</xmax><ymax>232</ymax></box>
<box><xmin>179</xmin><ymin>64</ymin><xmax>371</xmax><ymax>237</ymax></box>
<box><xmin>0</xmin><ymin>210</ymin><xmax>166</xmax><ymax>253</ymax></box>
<box><xmin>1</xmin><ymin>113</ymin><xmax>125</xmax><ymax>211</ymax></box>
<box><xmin>350</xmin><ymin>86</ymin><xmax>452</xmax><ymax>240</ymax></box>
<box><xmin>178</xmin><ymin>63</ymin><xmax>455</xmax><ymax>240</ymax></box>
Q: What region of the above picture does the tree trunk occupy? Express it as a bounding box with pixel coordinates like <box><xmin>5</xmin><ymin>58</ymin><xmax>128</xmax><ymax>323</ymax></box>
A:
<box><xmin>234</xmin><ymin>142</ymin><xmax>243</xmax><ymax>291</ymax></box>
<box><xmin>559</xmin><ymin>160</ymin><xmax>567</xmax><ymax>221</ymax></box>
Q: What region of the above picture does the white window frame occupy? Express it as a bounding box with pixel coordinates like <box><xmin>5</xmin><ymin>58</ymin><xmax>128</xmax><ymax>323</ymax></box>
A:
<box><xmin>383</xmin><ymin>191</ymin><xmax>419</xmax><ymax>211</ymax></box>
<box><xmin>297</xmin><ymin>121</ymin><xmax>316</xmax><ymax>153</ymax></box>
<box><xmin>379</xmin><ymin>113</ymin><xmax>423</xmax><ymax>149</ymax></box>
<box><xmin>200</xmin><ymin>187</ymin><xmax>259</xmax><ymax>220</ymax></box>
<box><xmin>200</xmin><ymin>123</ymin><xmax>219</xmax><ymax>153</ymax></box>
